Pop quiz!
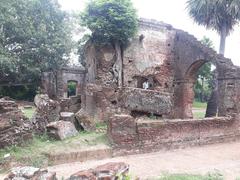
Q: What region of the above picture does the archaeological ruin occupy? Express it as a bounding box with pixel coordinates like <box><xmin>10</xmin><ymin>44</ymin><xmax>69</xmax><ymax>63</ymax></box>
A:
<box><xmin>39</xmin><ymin>18</ymin><xmax>240</xmax><ymax>151</ymax></box>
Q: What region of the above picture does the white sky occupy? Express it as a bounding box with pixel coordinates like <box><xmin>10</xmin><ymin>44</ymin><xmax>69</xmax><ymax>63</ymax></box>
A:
<box><xmin>58</xmin><ymin>0</ymin><xmax>240</xmax><ymax>66</ymax></box>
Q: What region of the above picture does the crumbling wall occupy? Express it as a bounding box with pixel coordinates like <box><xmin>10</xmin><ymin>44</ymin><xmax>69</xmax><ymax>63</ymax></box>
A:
<box><xmin>217</xmin><ymin>62</ymin><xmax>240</xmax><ymax>116</ymax></box>
<box><xmin>32</xmin><ymin>94</ymin><xmax>61</xmax><ymax>133</ymax></box>
<box><xmin>82</xmin><ymin>18</ymin><xmax>240</xmax><ymax>121</ymax></box>
<box><xmin>41</xmin><ymin>71</ymin><xmax>57</xmax><ymax>99</ymax></box>
<box><xmin>56</xmin><ymin>67</ymin><xmax>86</xmax><ymax>98</ymax></box>
<box><xmin>108</xmin><ymin>114</ymin><xmax>240</xmax><ymax>152</ymax></box>
<box><xmin>83</xmin><ymin>20</ymin><xmax>177</xmax><ymax>120</ymax></box>
<box><xmin>0</xmin><ymin>98</ymin><xmax>32</xmax><ymax>148</ymax></box>
<box><xmin>172</xmin><ymin>28</ymin><xmax>234</xmax><ymax>118</ymax></box>
<box><xmin>119</xmin><ymin>88</ymin><xmax>172</xmax><ymax>117</ymax></box>
<box><xmin>42</xmin><ymin>67</ymin><xmax>86</xmax><ymax>99</ymax></box>
<box><xmin>123</xmin><ymin>20</ymin><xmax>175</xmax><ymax>93</ymax></box>
<box><xmin>82</xmin><ymin>44</ymin><xmax>120</xmax><ymax>121</ymax></box>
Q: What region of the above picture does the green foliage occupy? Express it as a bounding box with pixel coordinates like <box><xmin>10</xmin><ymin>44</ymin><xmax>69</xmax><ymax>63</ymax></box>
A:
<box><xmin>193</xmin><ymin>101</ymin><xmax>207</xmax><ymax>109</ymax></box>
<box><xmin>194</xmin><ymin>37</ymin><xmax>214</xmax><ymax>102</ymax></box>
<box><xmin>201</xmin><ymin>36</ymin><xmax>214</xmax><ymax>49</ymax></box>
<box><xmin>0</xmin><ymin>85</ymin><xmax>37</xmax><ymax>101</ymax></box>
<box><xmin>81</xmin><ymin>0</ymin><xmax>138</xmax><ymax>46</ymax></box>
<box><xmin>186</xmin><ymin>0</ymin><xmax>240</xmax><ymax>35</ymax></box>
<box><xmin>158</xmin><ymin>172</ymin><xmax>224</xmax><ymax>180</ymax></box>
<box><xmin>187</xmin><ymin>0</ymin><xmax>240</xmax><ymax>54</ymax></box>
<box><xmin>194</xmin><ymin>62</ymin><xmax>213</xmax><ymax>102</ymax></box>
<box><xmin>22</xmin><ymin>107</ymin><xmax>36</xmax><ymax>119</ymax></box>
<box><xmin>77</xmin><ymin>34</ymin><xmax>91</xmax><ymax>66</ymax></box>
<box><xmin>96</xmin><ymin>122</ymin><xmax>107</xmax><ymax>129</ymax></box>
<box><xmin>0</xmin><ymin>134</ymin><xmax>51</xmax><ymax>168</ymax></box>
<box><xmin>67</xmin><ymin>81</ymin><xmax>77</xmax><ymax>97</ymax></box>
<box><xmin>0</xmin><ymin>132</ymin><xmax>108</xmax><ymax>168</ymax></box>
<box><xmin>0</xmin><ymin>0</ymin><xmax>73</xmax><ymax>84</ymax></box>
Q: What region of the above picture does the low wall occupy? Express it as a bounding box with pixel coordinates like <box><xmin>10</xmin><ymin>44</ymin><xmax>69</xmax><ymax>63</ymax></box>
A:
<box><xmin>108</xmin><ymin>114</ymin><xmax>240</xmax><ymax>153</ymax></box>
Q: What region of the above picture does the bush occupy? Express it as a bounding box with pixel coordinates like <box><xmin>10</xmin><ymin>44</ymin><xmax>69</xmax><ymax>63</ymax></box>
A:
<box><xmin>0</xmin><ymin>85</ymin><xmax>37</xmax><ymax>101</ymax></box>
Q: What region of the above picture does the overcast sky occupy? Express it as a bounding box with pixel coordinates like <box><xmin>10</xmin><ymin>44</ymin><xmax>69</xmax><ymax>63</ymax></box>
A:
<box><xmin>58</xmin><ymin>0</ymin><xmax>240</xmax><ymax>66</ymax></box>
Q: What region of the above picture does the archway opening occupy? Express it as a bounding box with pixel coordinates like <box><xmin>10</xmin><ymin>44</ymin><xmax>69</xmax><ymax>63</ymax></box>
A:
<box><xmin>67</xmin><ymin>80</ymin><xmax>78</xmax><ymax>97</ymax></box>
<box><xmin>178</xmin><ymin>59</ymin><xmax>218</xmax><ymax>119</ymax></box>
<box><xmin>191</xmin><ymin>62</ymin><xmax>217</xmax><ymax>118</ymax></box>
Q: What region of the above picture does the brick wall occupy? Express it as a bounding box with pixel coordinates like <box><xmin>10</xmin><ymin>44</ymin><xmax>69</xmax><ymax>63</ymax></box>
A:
<box><xmin>108</xmin><ymin>114</ymin><xmax>240</xmax><ymax>153</ymax></box>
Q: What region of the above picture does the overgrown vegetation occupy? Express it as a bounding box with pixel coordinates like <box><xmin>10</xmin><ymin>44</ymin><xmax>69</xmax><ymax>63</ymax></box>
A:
<box><xmin>157</xmin><ymin>172</ymin><xmax>224</xmax><ymax>180</ymax></box>
<box><xmin>81</xmin><ymin>0</ymin><xmax>138</xmax><ymax>46</ymax></box>
<box><xmin>0</xmin><ymin>85</ymin><xmax>37</xmax><ymax>101</ymax></box>
<box><xmin>193</xmin><ymin>101</ymin><xmax>207</xmax><ymax>109</ymax></box>
<box><xmin>22</xmin><ymin>106</ymin><xmax>36</xmax><ymax>119</ymax></box>
<box><xmin>0</xmin><ymin>131</ymin><xmax>108</xmax><ymax>168</ymax></box>
<box><xmin>0</xmin><ymin>0</ymin><xmax>73</xmax><ymax>88</ymax></box>
<box><xmin>80</xmin><ymin>0</ymin><xmax>138</xmax><ymax>87</ymax></box>
<box><xmin>192</xmin><ymin>101</ymin><xmax>207</xmax><ymax>119</ymax></box>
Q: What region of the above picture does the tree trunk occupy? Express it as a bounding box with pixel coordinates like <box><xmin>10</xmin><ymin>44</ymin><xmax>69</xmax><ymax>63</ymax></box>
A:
<box><xmin>205</xmin><ymin>89</ymin><xmax>218</xmax><ymax>117</ymax></box>
<box><xmin>200</xmin><ymin>78</ymin><xmax>204</xmax><ymax>102</ymax></box>
<box><xmin>205</xmin><ymin>71</ymin><xmax>218</xmax><ymax>117</ymax></box>
<box><xmin>219</xmin><ymin>25</ymin><xmax>227</xmax><ymax>55</ymax></box>
<box><xmin>113</xmin><ymin>42</ymin><xmax>123</xmax><ymax>87</ymax></box>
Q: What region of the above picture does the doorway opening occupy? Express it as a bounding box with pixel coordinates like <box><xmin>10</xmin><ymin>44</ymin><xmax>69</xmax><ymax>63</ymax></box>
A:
<box><xmin>67</xmin><ymin>80</ymin><xmax>78</xmax><ymax>97</ymax></box>
<box><xmin>192</xmin><ymin>62</ymin><xmax>216</xmax><ymax>118</ymax></box>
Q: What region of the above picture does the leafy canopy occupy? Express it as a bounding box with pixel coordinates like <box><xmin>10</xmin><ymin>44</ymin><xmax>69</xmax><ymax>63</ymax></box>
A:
<box><xmin>0</xmin><ymin>0</ymin><xmax>72</xmax><ymax>84</ymax></box>
<box><xmin>187</xmin><ymin>0</ymin><xmax>240</xmax><ymax>35</ymax></box>
<box><xmin>81</xmin><ymin>0</ymin><xmax>138</xmax><ymax>46</ymax></box>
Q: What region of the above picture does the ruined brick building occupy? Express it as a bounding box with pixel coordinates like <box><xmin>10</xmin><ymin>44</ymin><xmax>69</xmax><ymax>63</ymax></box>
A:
<box><xmin>42</xmin><ymin>19</ymin><xmax>240</xmax><ymax>151</ymax></box>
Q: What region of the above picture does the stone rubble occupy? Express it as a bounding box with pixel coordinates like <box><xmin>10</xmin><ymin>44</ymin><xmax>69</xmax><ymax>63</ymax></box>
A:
<box><xmin>0</xmin><ymin>97</ymin><xmax>32</xmax><ymax>149</ymax></box>
<box><xmin>4</xmin><ymin>163</ymin><xmax>129</xmax><ymax>180</ymax></box>
<box><xmin>68</xmin><ymin>162</ymin><xmax>129</xmax><ymax>180</ymax></box>
<box><xmin>46</xmin><ymin>120</ymin><xmax>78</xmax><ymax>140</ymax></box>
<box><xmin>75</xmin><ymin>109</ymin><xmax>96</xmax><ymax>132</ymax></box>
<box><xmin>4</xmin><ymin>166</ymin><xmax>56</xmax><ymax>180</ymax></box>
<box><xmin>32</xmin><ymin>94</ymin><xmax>61</xmax><ymax>133</ymax></box>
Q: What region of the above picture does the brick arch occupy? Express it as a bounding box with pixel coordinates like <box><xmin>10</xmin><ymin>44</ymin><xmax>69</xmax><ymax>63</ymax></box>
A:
<box><xmin>172</xmin><ymin>55</ymin><xmax>233</xmax><ymax>119</ymax></box>
<box><xmin>185</xmin><ymin>59</ymin><xmax>210</xmax><ymax>80</ymax></box>
<box><xmin>183</xmin><ymin>60</ymin><xmax>216</xmax><ymax>118</ymax></box>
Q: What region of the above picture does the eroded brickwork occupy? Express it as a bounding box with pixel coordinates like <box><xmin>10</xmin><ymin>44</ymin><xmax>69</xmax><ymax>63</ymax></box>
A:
<box><xmin>0</xmin><ymin>98</ymin><xmax>32</xmax><ymax>148</ymax></box>
<box><xmin>42</xmin><ymin>67</ymin><xmax>86</xmax><ymax>99</ymax></box>
<box><xmin>83</xmin><ymin>19</ymin><xmax>240</xmax><ymax>150</ymax></box>
<box><xmin>83</xmin><ymin>19</ymin><xmax>240</xmax><ymax>121</ymax></box>
<box><xmin>108</xmin><ymin>114</ymin><xmax>240</xmax><ymax>153</ymax></box>
<box><xmin>40</xmin><ymin>18</ymin><xmax>240</xmax><ymax>151</ymax></box>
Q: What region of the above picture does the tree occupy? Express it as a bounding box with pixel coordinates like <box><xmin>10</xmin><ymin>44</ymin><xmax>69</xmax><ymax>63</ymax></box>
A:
<box><xmin>0</xmin><ymin>0</ymin><xmax>72</xmax><ymax>84</ymax></box>
<box><xmin>81</xmin><ymin>0</ymin><xmax>138</xmax><ymax>87</ymax></box>
<box><xmin>186</xmin><ymin>0</ymin><xmax>240</xmax><ymax>55</ymax></box>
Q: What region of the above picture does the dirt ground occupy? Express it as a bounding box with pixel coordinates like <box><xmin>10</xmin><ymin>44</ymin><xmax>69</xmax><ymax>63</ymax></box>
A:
<box><xmin>48</xmin><ymin>141</ymin><xmax>240</xmax><ymax>180</ymax></box>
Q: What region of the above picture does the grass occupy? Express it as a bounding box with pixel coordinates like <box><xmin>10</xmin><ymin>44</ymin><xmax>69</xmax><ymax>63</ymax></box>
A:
<box><xmin>21</xmin><ymin>107</ymin><xmax>36</xmax><ymax>119</ymax></box>
<box><xmin>157</xmin><ymin>172</ymin><xmax>224</xmax><ymax>180</ymax></box>
<box><xmin>193</xmin><ymin>111</ymin><xmax>206</xmax><ymax>119</ymax></box>
<box><xmin>192</xmin><ymin>101</ymin><xmax>207</xmax><ymax>119</ymax></box>
<box><xmin>0</xmin><ymin>131</ymin><xmax>108</xmax><ymax>168</ymax></box>
<box><xmin>96</xmin><ymin>122</ymin><xmax>107</xmax><ymax>129</ymax></box>
<box><xmin>192</xmin><ymin>101</ymin><xmax>207</xmax><ymax>109</ymax></box>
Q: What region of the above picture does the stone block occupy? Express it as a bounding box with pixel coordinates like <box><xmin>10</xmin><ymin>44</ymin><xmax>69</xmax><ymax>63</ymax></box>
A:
<box><xmin>5</xmin><ymin>166</ymin><xmax>56</xmax><ymax>180</ymax></box>
<box><xmin>46</xmin><ymin>121</ymin><xmax>78</xmax><ymax>140</ymax></box>
<box><xmin>68</xmin><ymin>162</ymin><xmax>129</xmax><ymax>180</ymax></box>
<box><xmin>75</xmin><ymin>109</ymin><xmax>96</xmax><ymax>132</ymax></box>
